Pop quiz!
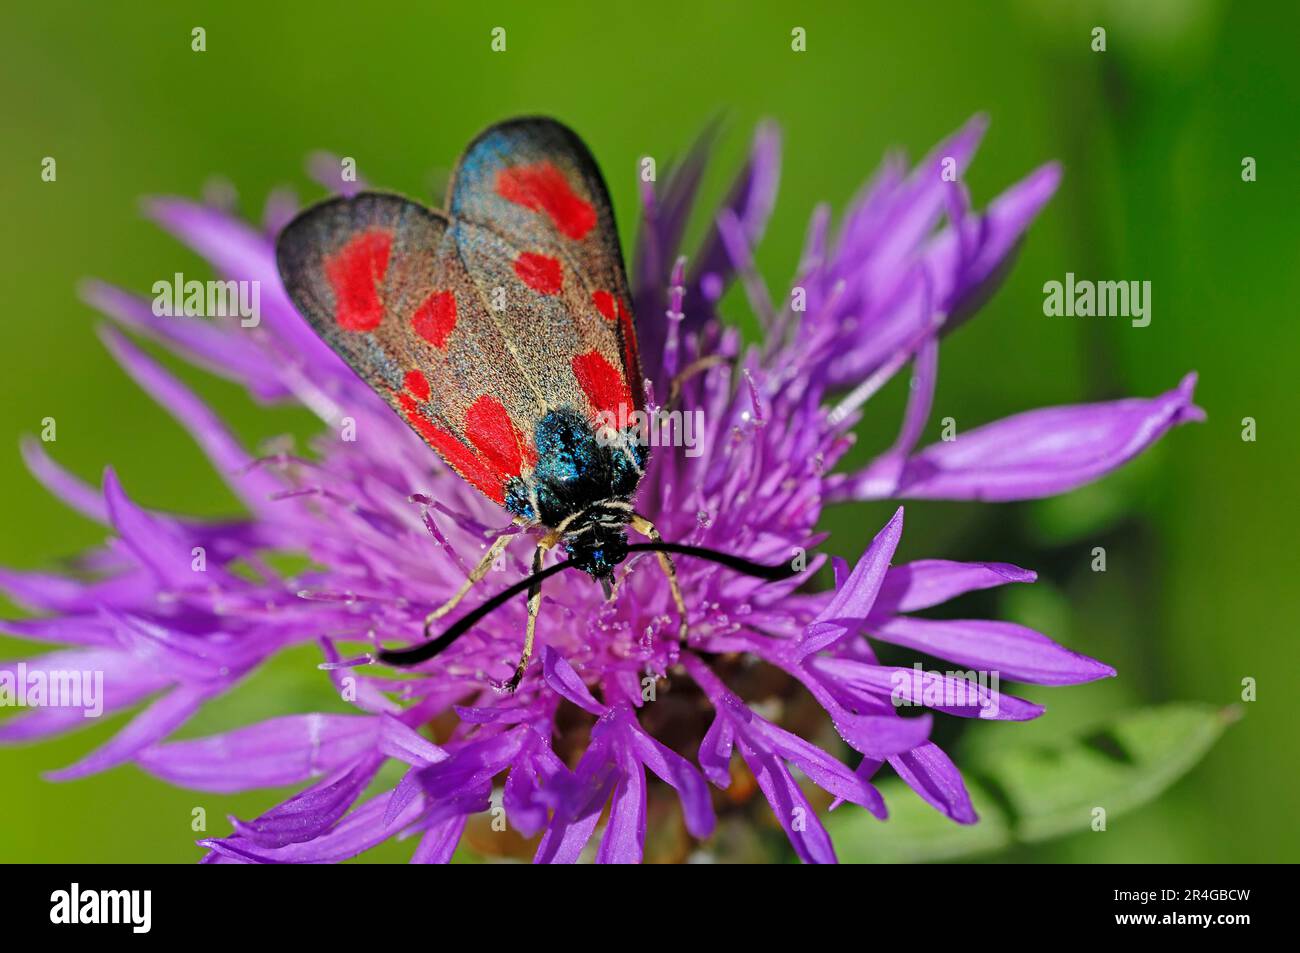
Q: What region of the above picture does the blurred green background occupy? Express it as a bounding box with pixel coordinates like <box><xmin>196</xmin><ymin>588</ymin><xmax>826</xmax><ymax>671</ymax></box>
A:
<box><xmin>2</xmin><ymin>0</ymin><xmax>1296</xmax><ymax>863</ymax></box>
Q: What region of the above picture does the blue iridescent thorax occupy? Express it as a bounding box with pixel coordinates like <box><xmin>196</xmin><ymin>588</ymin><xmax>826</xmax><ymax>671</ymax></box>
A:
<box><xmin>504</xmin><ymin>407</ymin><xmax>647</xmax><ymax>578</ymax></box>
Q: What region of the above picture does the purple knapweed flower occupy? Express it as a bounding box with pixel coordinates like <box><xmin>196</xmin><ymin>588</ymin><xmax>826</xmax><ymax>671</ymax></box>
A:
<box><xmin>0</xmin><ymin>115</ymin><xmax>1202</xmax><ymax>863</ymax></box>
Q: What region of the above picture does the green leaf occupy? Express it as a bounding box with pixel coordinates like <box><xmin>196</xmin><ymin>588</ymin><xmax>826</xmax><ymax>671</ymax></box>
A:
<box><xmin>829</xmin><ymin>776</ymin><xmax>1013</xmax><ymax>863</ymax></box>
<box><xmin>827</xmin><ymin>702</ymin><xmax>1237</xmax><ymax>862</ymax></box>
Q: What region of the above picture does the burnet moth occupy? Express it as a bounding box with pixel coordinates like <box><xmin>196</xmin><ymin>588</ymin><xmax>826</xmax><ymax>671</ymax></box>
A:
<box><xmin>276</xmin><ymin>117</ymin><xmax>796</xmax><ymax>691</ymax></box>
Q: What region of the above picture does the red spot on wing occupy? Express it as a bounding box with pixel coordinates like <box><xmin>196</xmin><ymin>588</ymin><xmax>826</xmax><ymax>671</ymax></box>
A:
<box><xmin>396</xmin><ymin>392</ymin><xmax>421</xmax><ymax>418</ymax></box>
<box><xmin>592</xmin><ymin>290</ymin><xmax>617</xmax><ymax>322</ymax></box>
<box><xmin>403</xmin><ymin>369</ymin><xmax>431</xmax><ymax>402</ymax></box>
<box><xmin>513</xmin><ymin>252</ymin><xmax>564</xmax><ymax>296</ymax></box>
<box><xmin>411</xmin><ymin>290</ymin><xmax>457</xmax><ymax>348</ymax></box>
<box><xmin>572</xmin><ymin>350</ymin><xmax>634</xmax><ymax>418</ymax></box>
<box><xmin>465</xmin><ymin>395</ymin><xmax>537</xmax><ymax>477</ymax></box>
<box><xmin>616</xmin><ymin>297</ymin><xmax>641</xmax><ymax>401</ymax></box>
<box><xmin>397</xmin><ymin>393</ymin><xmax>505</xmax><ymax>504</ymax></box>
<box><xmin>496</xmin><ymin>162</ymin><xmax>597</xmax><ymax>240</ymax></box>
<box><xmin>324</xmin><ymin>229</ymin><xmax>392</xmax><ymax>332</ymax></box>
<box><xmin>593</xmin><ymin>292</ymin><xmax>641</xmax><ymax>402</ymax></box>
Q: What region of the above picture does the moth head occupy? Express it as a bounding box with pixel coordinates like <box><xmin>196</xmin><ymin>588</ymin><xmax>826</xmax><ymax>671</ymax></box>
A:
<box><xmin>563</xmin><ymin>519</ymin><xmax>629</xmax><ymax>583</ymax></box>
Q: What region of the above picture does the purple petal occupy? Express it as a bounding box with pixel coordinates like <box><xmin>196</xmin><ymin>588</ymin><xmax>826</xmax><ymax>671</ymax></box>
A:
<box><xmin>633</xmin><ymin>121</ymin><xmax>720</xmax><ymax>377</ymax></box>
<box><xmin>864</xmin><ymin>374</ymin><xmax>1203</xmax><ymax>502</ymax></box>
<box><xmin>845</xmin><ymin>339</ymin><xmax>938</xmax><ymax>498</ymax></box>
<box><xmin>201</xmin><ymin>790</ymin><xmax>421</xmax><ymax>863</ymax></box>
<box><xmin>872</xmin><ymin>559</ymin><xmax>1037</xmax><ymax>616</ymax></box>
<box><xmin>99</xmin><ymin>326</ymin><xmax>282</xmax><ymax>511</ymax></box>
<box><xmin>934</xmin><ymin>162</ymin><xmax>1062</xmax><ymax>325</ymax></box>
<box><xmin>739</xmin><ymin>740</ymin><xmax>837</xmax><ymax>864</ymax></box>
<box><xmin>811</xmin><ymin>656</ymin><xmax>1045</xmax><ymax>721</ymax></box>
<box><xmin>383</xmin><ymin>768</ymin><xmax>425</xmax><ymax>829</ymax></box>
<box><xmin>534</xmin><ymin>805</ymin><xmax>602</xmax><ymax>865</ymax></box>
<box><xmin>871</xmin><ymin>616</ymin><xmax>1116</xmax><ymax>685</ymax></box>
<box><xmin>417</xmin><ymin>726</ymin><xmax>527</xmax><ymax>800</ymax></box>
<box><xmin>822</xmin><ymin>705</ymin><xmax>932</xmax><ymax>760</ymax></box>
<box><xmin>137</xmin><ymin>714</ymin><xmax>380</xmax><ymax>792</ymax></box>
<box><xmin>82</xmin><ymin>280</ymin><xmax>291</xmax><ymax>401</ymax></box>
<box><xmin>319</xmin><ymin>639</ymin><xmax>402</xmax><ymax>715</ymax></box>
<box><xmin>102</xmin><ymin>468</ymin><xmax>205</xmax><ymax>590</ymax></box>
<box><xmin>841</xmin><ymin>115</ymin><xmax>988</xmax><ymax>303</ymax></box>
<box><xmin>749</xmin><ymin>718</ymin><xmax>886</xmax><ymax>816</ymax></box>
<box><xmin>822</xmin><ymin>263</ymin><xmax>934</xmax><ymax>389</ymax></box>
<box><xmin>262</xmin><ymin>186</ymin><xmax>299</xmax><ymax>235</ymax></box>
<box><xmin>595</xmin><ymin>745</ymin><xmax>645</xmax><ymax>864</ymax></box>
<box><xmin>680</xmin><ymin>123</ymin><xmax>781</xmax><ymax>331</ymax></box>
<box><xmin>688</xmin><ymin>651</ymin><xmax>897</xmax><ymax>809</ymax></box>
<box><xmin>800</xmin><ymin>507</ymin><xmax>904</xmax><ymax>657</ymax></box>
<box><xmin>542</xmin><ymin>647</ymin><xmax>606</xmax><ymax>715</ymax></box>
<box><xmin>504</xmin><ymin>732</ymin><xmax>569</xmax><ymax>838</ymax></box>
<box><xmin>0</xmin><ymin>561</ymin><xmax>197</xmax><ymax>615</ymax></box>
<box><xmin>0</xmin><ymin>615</ymin><xmax>118</xmax><ymax>650</ymax></box>
<box><xmin>889</xmin><ymin>742</ymin><xmax>978</xmax><ymax>824</ymax></box>
<box><xmin>144</xmin><ymin>198</ymin><xmax>348</xmax><ymax>385</ymax></box>
<box><xmin>378</xmin><ymin>713</ymin><xmax>447</xmax><ymax>766</ymax></box>
<box><xmin>0</xmin><ymin>567</ymin><xmax>124</xmax><ymax>615</ymax></box>
<box><xmin>697</xmin><ymin>710</ymin><xmax>735</xmax><ymax>788</ymax></box>
<box><xmin>20</xmin><ymin>437</ymin><xmax>108</xmax><ymax>522</ymax></box>
<box><xmin>534</xmin><ymin>729</ymin><xmax>616</xmax><ymax>864</ymax></box>
<box><xmin>0</xmin><ymin>651</ymin><xmax>168</xmax><ymax>743</ymax></box>
<box><xmin>102</xmin><ymin>607</ymin><xmax>266</xmax><ymax>680</ymax></box>
<box><xmin>618</xmin><ymin>709</ymin><xmax>715</xmax><ymax>838</ymax></box>
<box><xmin>231</xmin><ymin>753</ymin><xmax>383</xmax><ymax>848</ymax></box>
<box><xmin>46</xmin><ymin>683</ymin><xmax>216</xmax><ymax>780</ymax></box>
<box><xmin>411</xmin><ymin>814</ymin><xmax>469</xmax><ymax>864</ymax></box>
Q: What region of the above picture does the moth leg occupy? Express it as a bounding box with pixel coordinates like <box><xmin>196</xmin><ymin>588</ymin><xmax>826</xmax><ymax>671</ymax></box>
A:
<box><xmin>503</xmin><ymin>543</ymin><xmax>547</xmax><ymax>693</ymax></box>
<box><xmin>630</xmin><ymin>514</ymin><xmax>689</xmax><ymax>643</ymax></box>
<box><xmin>423</xmin><ymin>532</ymin><xmax>514</xmax><ymax>641</ymax></box>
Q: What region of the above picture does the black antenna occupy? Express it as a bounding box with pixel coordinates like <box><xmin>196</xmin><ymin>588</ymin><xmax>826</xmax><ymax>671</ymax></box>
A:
<box><xmin>631</xmin><ymin>542</ymin><xmax>801</xmax><ymax>582</ymax></box>
<box><xmin>377</xmin><ymin>542</ymin><xmax>800</xmax><ymax>668</ymax></box>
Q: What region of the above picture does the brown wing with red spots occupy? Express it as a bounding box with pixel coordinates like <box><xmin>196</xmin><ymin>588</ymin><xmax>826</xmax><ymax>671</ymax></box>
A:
<box><xmin>276</xmin><ymin>192</ymin><xmax>540</xmax><ymax>504</ymax></box>
<box><xmin>448</xmin><ymin>118</ymin><xmax>643</xmax><ymax>420</ymax></box>
<box><xmin>276</xmin><ymin>119</ymin><xmax>642</xmax><ymax>510</ymax></box>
